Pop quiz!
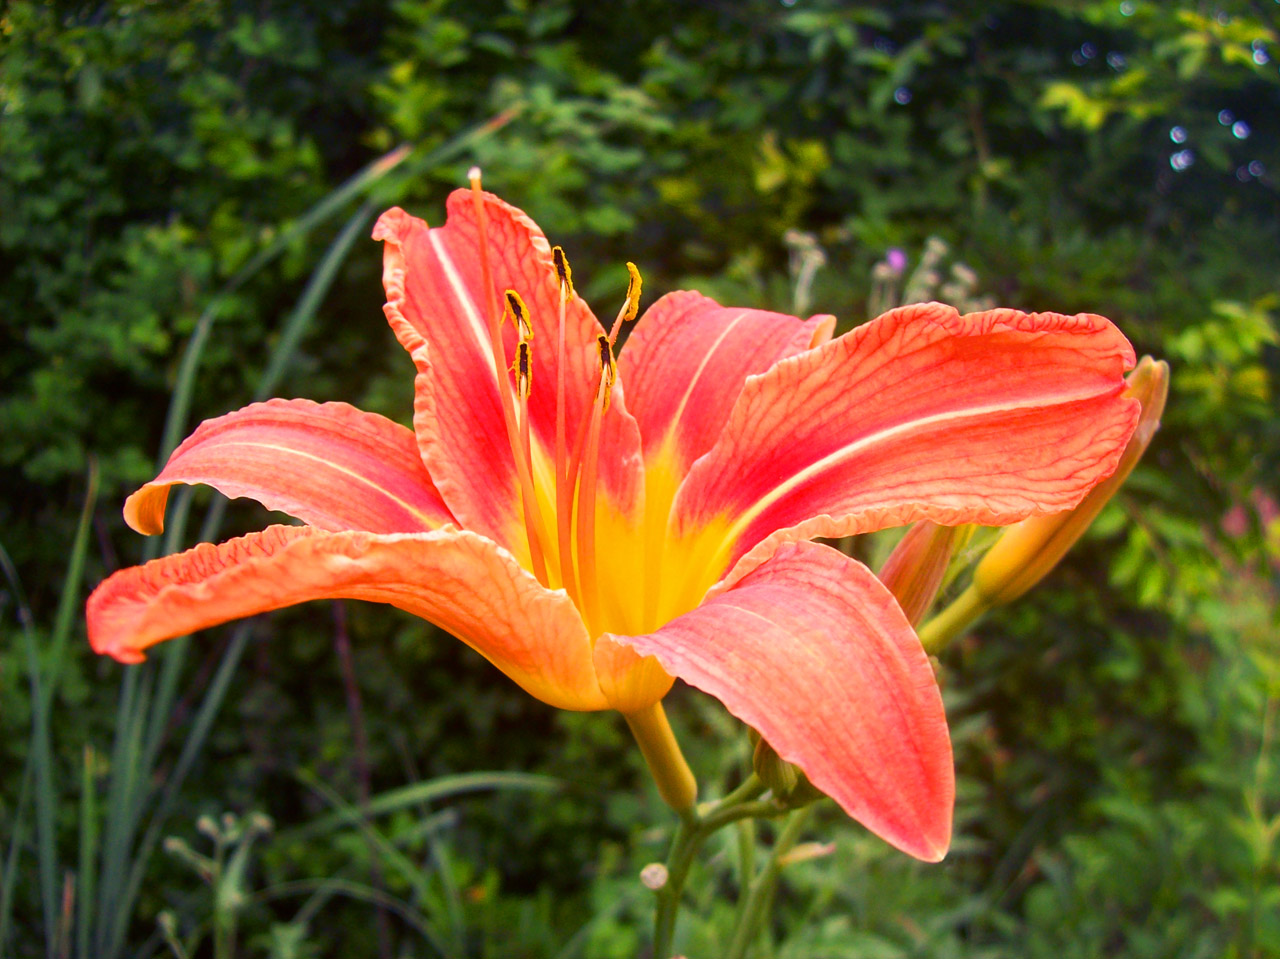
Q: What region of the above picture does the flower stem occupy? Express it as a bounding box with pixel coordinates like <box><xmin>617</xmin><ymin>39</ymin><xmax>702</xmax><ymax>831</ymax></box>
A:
<box><xmin>723</xmin><ymin>806</ymin><xmax>814</xmax><ymax>959</ymax></box>
<box><xmin>651</xmin><ymin>814</ymin><xmax>700</xmax><ymax>957</ymax></box>
<box><xmin>649</xmin><ymin>774</ymin><xmax>766</xmax><ymax>959</ymax></box>
<box><xmin>625</xmin><ymin>702</ymin><xmax>698</xmax><ymax>815</ymax></box>
<box><xmin>916</xmin><ymin>583</ymin><xmax>989</xmax><ymax>654</ymax></box>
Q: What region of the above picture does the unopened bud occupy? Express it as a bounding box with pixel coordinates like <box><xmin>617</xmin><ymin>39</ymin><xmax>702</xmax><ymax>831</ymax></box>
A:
<box><xmin>973</xmin><ymin>356</ymin><xmax>1169</xmax><ymax>605</ymax></box>
<box><xmin>878</xmin><ymin>522</ymin><xmax>971</xmax><ymax>625</ymax></box>
<box><xmin>748</xmin><ymin>730</ymin><xmax>825</xmax><ymax>806</ymax></box>
<box><xmin>752</xmin><ymin>733</ymin><xmax>799</xmax><ymax>797</ymax></box>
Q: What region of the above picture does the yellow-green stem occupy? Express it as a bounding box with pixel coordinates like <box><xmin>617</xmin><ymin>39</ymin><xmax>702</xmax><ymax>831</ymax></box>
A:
<box><xmin>916</xmin><ymin>583</ymin><xmax>990</xmax><ymax>655</ymax></box>
<box><xmin>625</xmin><ymin>702</ymin><xmax>698</xmax><ymax>814</ymax></box>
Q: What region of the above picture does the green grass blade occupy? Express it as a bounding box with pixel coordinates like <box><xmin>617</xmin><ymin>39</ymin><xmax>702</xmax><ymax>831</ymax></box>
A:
<box><xmin>40</xmin><ymin>460</ymin><xmax>99</xmax><ymax>717</ymax></box>
<box><xmin>95</xmin><ymin>670</ymin><xmax>148</xmax><ymax>957</ymax></box>
<box><xmin>106</xmin><ymin>626</ymin><xmax>251</xmax><ymax>958</ymax></box>
<box><xmin>286</xmin><ymin>772</ymin><xmax>562</xmax><ymax>841</ymax></box>
<box><xmin>0</xmin><ymin>761</ymin><xmax>34</xmax><ymax>957</ymax></box>
<box><xmin>76</xmin><ymin>746</ymin><xmax>98</xmax><ymax>959</ymax></box>
<box><xmin>255</xmin><ymin>200</ymin><xmax>377</xmax><ymax>402</ymax></box>
<box><xmin>552</xmin><ymin>886</ymin><xmax>642</xmax><ymax>959</ymax></box>
<box><xmin>426</xmin><ymin>835</ymin><xmax>466</xmax><ymax>957</ymax></box>
<box><xmin>294</xmin><ymin>771</ymin><xmax>449</xmax><ymax>955</ymax></box>
<box><xmin>256</xmin><ymin>878</ymin><xmax>447</xmax><ymax>951</ymax></box>
<box><xmin>0</xmin><ymin>543</ymin><xmax>46</xmax><ymax>953</ymax></box>
<box><xmin>4</xmin><ymin>460</ymin><xmax>98</xmax><ymax>955</ymax></box>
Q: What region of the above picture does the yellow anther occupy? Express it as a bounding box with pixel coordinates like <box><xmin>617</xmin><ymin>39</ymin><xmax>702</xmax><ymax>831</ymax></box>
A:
<box><xmin>552</xmin><ymin>246</ymin><xmax>574</xmax><ymax>297</ymax></box>
<box><xmin>504</xmin><ymin>289</ymin><xmax>534</xmax><ymax>340</ymax></box>
<box><xmin>597</xmin><ymin>333</ymin><xmax>616</xmax><ymax>409</ymax></box>
<box><xmin>623</xmin><ymin>262</ymin><xmax>643</xmax><ymax>323</ymax></box>
<box><xmin>511</xmin><ymin>340</ymin><xmax>532</xmax><ymax>399</ymax></box>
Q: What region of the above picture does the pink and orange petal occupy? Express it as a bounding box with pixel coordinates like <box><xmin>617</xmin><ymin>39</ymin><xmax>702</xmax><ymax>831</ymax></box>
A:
<box><xmin>608</xmin><ymin>540</ymin><xmax>953</xmax><ymax>861</ymax></box>
<box><xmin>88</xmin><ymin>525</ymin><xmax>607</xmax><ymax>711</ymax></box>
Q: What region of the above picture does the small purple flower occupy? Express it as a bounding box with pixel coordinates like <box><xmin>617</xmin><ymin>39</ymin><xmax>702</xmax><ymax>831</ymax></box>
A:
<box><xmin>886</xmin><ymin>248</ymin><xmax>908</xmax><ymax>275</ymax></box>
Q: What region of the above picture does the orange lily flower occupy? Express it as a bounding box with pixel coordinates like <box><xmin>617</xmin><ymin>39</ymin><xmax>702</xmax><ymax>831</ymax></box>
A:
<box><xmin>86</xmin><ymin>183</ymin><xmax>1140</xmax><ymax>862</ymax></box>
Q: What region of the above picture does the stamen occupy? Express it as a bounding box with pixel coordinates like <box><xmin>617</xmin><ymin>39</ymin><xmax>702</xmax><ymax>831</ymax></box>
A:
<box><xmin>553</xmin><ymin>247</ymin><xmax>579</xmax><ymax>604</ymax></box>
<box><xmin>470</xmin><ymin>169</ymin><xmax>550</xmax><ymax>585</ymax></box>
<box><xmin>512</xmin><ymin>336</ymin><xmax>536</xmax><ymax>558</ymax></box>
<box><xmin>607</xmin><ymin>261</ymin><xmax>644</xmax><ymax>343</ymax></box>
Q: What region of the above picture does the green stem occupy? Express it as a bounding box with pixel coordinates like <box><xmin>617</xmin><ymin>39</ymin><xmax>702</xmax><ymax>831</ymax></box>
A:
<box><xmin>916</xmin><ymin>583</ymin><xmax>990</xmax><ymax>654</ymax></box>
<box><xmin>651</xmin><ymin>815</ymin><xmax>700</xmax><ymax>958</ymax></box>
<box><xmin>716</xmin><ymin>773</ymin><xmax>766</xmax><ymax>809</ymax></box>
<box><xmin>650</xmin><ymin>775</ymin><xmax>766</xmax><ymax>959</ymax></box>
<box><xmin>700</xmin><ymin>800</ymin><xmax>786</xmax><ymax>832</ymax></box>
<box><xmin>723</xmin><ymin>806</ymin><xmax>814</xmax><ymax>959</ymax></box>
<box><xmin>731</xmin><ymin>818</ymin><xmax>756</xmax><ymax>935</ymax></box>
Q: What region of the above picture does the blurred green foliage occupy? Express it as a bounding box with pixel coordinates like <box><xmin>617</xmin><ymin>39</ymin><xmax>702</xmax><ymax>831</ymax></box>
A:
<box><xmin>2</xmin><ymin>0</ymin><xmax>1277</xmax><ymax>956</ymax></box>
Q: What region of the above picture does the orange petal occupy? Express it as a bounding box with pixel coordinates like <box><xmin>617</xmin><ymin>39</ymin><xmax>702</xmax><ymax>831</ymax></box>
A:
<box><xmin>124</xmin><ymin>399</ymin><xmax>453</xmax><ymax>536</ymax></box>
<box><xmin>607</xmin><ymin>540</ymin><xmax>953</xmax><ymax>861</ymax></box>
<box><xmin>673</xmin><ymin>303</ymin><xmax>1140</xmax><ymax>580</ymax></box>
<box><xmin>86</xmin><ymin>526</ymin><xmax>607</xmax><ymax>711</ymax></box>
<box><xmin>619</xmin><ymin>291</ymin><xmax>834</xmax><ymax>474</ymax></box>
<box><xmin>373</xmin><ymin>197</ymin><xmax>644</xmax><ymax>548</ymax></box>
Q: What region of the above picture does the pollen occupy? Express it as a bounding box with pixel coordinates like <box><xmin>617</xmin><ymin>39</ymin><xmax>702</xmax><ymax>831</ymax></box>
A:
<box><xmin>504</xmin><ymin>289</ymin><xmax>534</xmax><ymax>341</ymax></box>
<box><xmin>552</xmin><ymin>246</ymin><xmax>574</xmax><ymax>296</ymax></box>
<box><xmin>511</xmin><ymin>340</ymin><xmax>532</xmax><ymax>399</ymax></box>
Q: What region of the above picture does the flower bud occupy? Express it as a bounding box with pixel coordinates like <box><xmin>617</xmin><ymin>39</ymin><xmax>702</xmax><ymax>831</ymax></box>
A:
<box><xmin>973</xmin><ymin>356</ymin><xmax>1169</xmax><ymax>606</ymax></box>
<box><xmin>748</xmin><ymin>730</ymin><xmax>825</xmax><ymax>806</ymax></box>
<box><xmin>878</xmin><ymin>522</ymin><xmax>971</xmax><ymax>625</ymax></box>
<box><xmin>752</xmin><ymin>732</ymin><xmax>799</xmax><ymax>797</ymax></box>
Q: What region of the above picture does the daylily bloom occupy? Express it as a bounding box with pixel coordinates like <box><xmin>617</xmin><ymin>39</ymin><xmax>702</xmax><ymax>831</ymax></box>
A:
<box><xmin>86</xmin><ymin>181</ymin><xmax>1140</xmax><ymax>862</ymax></box>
